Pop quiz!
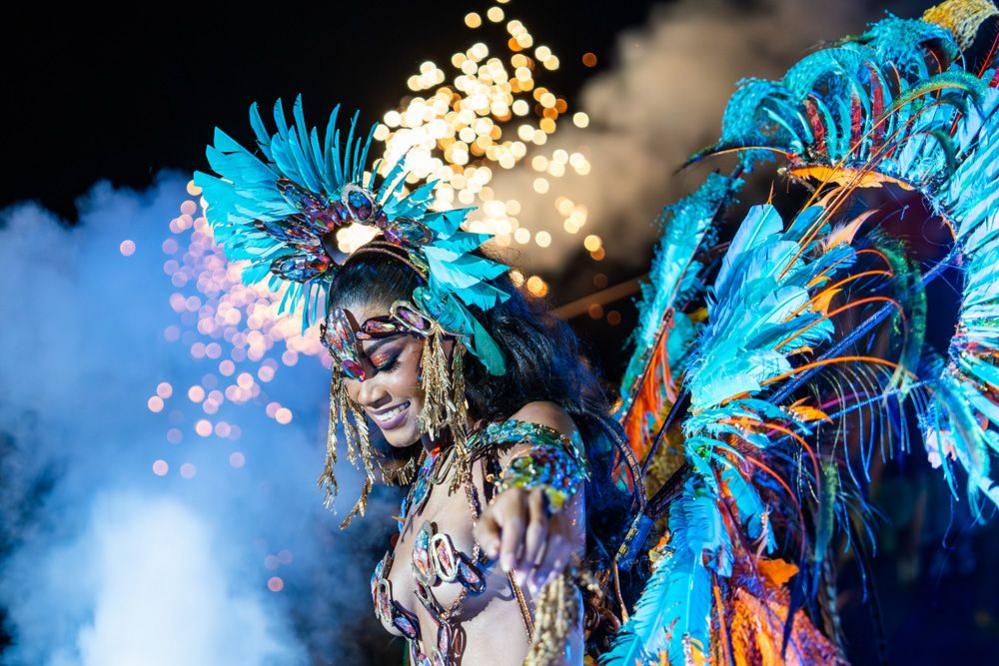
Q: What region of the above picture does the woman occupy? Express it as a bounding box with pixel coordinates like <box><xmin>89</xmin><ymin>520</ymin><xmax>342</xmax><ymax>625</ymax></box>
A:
<box><xmin>194</xmin><ymin>97</ymin><xmax>636</xmax><ymax>665</ymax></box>
<box><xmin>332</xmin><ymin>247</ymin><xmax>637</xmax><ymax>665</ymax></box>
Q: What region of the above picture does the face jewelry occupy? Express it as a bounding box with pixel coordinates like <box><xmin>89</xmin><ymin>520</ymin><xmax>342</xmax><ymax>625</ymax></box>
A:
<box><xmin>321</xmin><ymin>369</ymin><xmax>377</xmax><ymax>529</ymax></box>
<box><xmin>316</xmin><ymin>299</ymin><xmax>442</xmax><ymax>525</ymax></box>
<box><xmin>319</xmin><ymin>300</ymin><xmax>432</xmax><ymax>382</ymax></box>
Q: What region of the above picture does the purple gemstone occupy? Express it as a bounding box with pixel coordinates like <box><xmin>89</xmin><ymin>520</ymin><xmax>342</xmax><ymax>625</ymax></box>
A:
<box><xmin>458</xmin><ymin>559</ymin><xmax>485</xmax><ymax>593</ymax></box>
<box><xmin>392</xmin><ymin>604</ymin><xmax>420</xmax><ymax>640</ymax></box>
<box><xmin>383</xmin><ymin>225</ymin><xmax>404</xmax><ymax>245</ymax></box>
<box><xmin>347</xmin><ymin>190</ymin><xmax>374</xmax><ymax>220</ymax></box>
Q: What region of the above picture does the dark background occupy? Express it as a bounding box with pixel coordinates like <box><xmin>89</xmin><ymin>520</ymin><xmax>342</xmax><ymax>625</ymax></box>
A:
<box><xmin>4</xmin><ymin>1</ymin><xmax>999</xmax><ymax>664</ymax></box>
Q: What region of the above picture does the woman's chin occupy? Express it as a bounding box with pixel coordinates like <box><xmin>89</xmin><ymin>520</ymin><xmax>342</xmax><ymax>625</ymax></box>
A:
<box><xmin>381</xmin><ymin>422</ymin><xmax>421</xmax><ymax>449</ymax></box>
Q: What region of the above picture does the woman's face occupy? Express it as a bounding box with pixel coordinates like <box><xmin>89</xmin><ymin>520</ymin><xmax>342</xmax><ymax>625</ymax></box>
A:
<box><xmin>340</xmin><ymin>300</ymin><xmax>427</xmax><ymax>448</ymax></box>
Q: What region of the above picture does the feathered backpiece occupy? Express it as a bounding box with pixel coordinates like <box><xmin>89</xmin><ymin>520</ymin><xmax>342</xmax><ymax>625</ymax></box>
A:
<box><xmin>605</xmin><ymin>1</ymin><xmax>999</xmax><ymax>664</ymax></box>
<box><xmin>193</xmin><ymin>95</ymin><xmax>510</xmax><ymax>376</ymax></box>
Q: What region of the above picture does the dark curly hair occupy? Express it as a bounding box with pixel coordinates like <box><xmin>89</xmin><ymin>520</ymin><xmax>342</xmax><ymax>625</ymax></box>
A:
<box><xmin>327</xmin><ymin>247</ymin><xmax>639</xmax><ymax>590</ymax></box>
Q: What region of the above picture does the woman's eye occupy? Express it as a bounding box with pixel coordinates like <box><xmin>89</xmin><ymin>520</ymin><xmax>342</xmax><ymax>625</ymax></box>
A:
<box><xmin>375</xmin><ymin>355</ymin><xmax>400</xmax><ymax>373</ymax></box>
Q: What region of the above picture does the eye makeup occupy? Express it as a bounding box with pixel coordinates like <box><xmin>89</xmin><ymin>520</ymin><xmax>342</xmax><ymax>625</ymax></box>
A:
<box><xmin>369</xmin><ymin>345</ymin><xmax>404</xmax><ymax>372</ymax></box>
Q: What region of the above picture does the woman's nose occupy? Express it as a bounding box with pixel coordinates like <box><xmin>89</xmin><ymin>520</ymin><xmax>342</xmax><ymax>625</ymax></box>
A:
<box><xmin>355</xmin><ymin>375</ymin><xmax>389</xmax><ymax>408</ymax></box>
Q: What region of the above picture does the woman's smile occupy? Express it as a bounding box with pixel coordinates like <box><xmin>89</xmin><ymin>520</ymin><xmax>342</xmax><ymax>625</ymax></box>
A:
<box><xmin>370</xmin><ymin>400</ymin><xmax>411</xmax><ymax>430</ymax></box>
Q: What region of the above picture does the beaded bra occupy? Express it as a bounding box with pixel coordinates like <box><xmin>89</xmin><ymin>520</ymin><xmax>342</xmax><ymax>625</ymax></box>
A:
<box><xmin>369</xmin><ymin>419</ymin><xmax>588</xmax><ymax>665</ymax></box>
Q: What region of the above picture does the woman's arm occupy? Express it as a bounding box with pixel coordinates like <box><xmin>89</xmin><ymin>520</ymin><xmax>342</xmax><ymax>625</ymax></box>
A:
<box><xmin>472</xmin><ymin>401</ymin><xmax>588</xmax><ymax>594</ymax></box>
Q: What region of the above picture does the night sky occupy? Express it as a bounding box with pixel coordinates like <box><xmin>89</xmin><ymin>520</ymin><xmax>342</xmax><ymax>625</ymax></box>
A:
<box><xmin>5</xmin><ymin>0</ymin><xmax>658</xmax><ymax>222</ymax></box>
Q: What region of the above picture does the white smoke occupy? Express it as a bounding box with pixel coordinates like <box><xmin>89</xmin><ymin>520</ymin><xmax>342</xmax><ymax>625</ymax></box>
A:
<box><xmin>0</xmin><ymin>173</ymin><xmax>392</xmax><ymax>665</ymax></box>
<box><xmin>496</xmin><ymin>0</ymin><xmax>911</xmax><ymax>276</ymax></box>
<box><xmin>67</xmin><ymin>495</ymin><xmax>296</xmax><ymax>666</ymax></box>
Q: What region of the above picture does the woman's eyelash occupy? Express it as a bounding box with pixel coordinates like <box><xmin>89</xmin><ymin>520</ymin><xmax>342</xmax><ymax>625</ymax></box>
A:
<box><xmin>374</xmin><ymin>354</ymin><xmax>400</xmax><ymax>372</ymax></box>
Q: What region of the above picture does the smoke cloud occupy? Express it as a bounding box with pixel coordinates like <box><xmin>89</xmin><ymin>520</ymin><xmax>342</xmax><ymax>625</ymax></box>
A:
<box><xmin>0</xmin><ymin>173</ymin><xmax>397</xmax><ymax>664</ymax></box>
<box><xmin>496</xmin><ymin>0</ymin><xmax>918</xmax><ymax>276</ymax></box>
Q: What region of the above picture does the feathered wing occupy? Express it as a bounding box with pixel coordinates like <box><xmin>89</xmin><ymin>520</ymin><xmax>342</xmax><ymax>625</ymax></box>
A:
<box><xmin>604</xmin><ymin>2</ymin><xmax>999</xmax><ymax>664</ymax></box>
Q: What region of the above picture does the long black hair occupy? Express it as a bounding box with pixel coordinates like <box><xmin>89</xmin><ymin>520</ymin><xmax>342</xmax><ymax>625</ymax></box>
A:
<box><xmin>327</xmin><ymin>246</ymin><xmax>639</xmax><ymax>614</ymax></box>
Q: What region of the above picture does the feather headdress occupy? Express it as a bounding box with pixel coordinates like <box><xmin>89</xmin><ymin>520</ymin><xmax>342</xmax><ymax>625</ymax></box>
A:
<box><xmin>193</xmin><ymin>95</ymin><xmax>509</xmax><ymax>376</ymax></box>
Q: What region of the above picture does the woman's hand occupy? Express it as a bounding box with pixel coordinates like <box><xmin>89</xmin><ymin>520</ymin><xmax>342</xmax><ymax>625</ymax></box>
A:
<box><xmin>474</xmin><ymin>486</ymin><xmax>581</xmax><ymax>594</ymax></box>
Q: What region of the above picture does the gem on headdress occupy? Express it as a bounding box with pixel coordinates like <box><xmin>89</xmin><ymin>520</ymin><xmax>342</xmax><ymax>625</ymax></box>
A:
<box><xmin>391</xmin><ymin>301</ymin><xmax>433</xmax><ymax>333</ymax></box>
<box><xmin>270</xmin><ymin>252</ymin><xmax>332</xmax><ymax>282</ymax></box>
<box><xmin>345</xmin><ymin>188</ymin><xmax>376</xmax><ymax>221</ymax></box>
<box><xmin>276</xmin><ymin>178</ymin><xmax>346</xmax><ymax>235</ymax></box>
<box><xmin>380</xmin><ymin>217</ymin><xmax>435</xmax><ymax>246</ymax></box>
<box><xmin>253</xmin><ymin>216</ymin><xmax>319</xmax><ymax>246</ymax></box>
<box><xmin>322</xmin><ymin>308</ymin><xmax>369</xmax><ymax>381</ymax></box>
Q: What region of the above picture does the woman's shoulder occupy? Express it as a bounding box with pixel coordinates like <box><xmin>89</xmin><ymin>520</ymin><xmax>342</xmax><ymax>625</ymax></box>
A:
<box><xmin>467</xmin><ymin>402</ymin><xmax>581</xmax><ymax>456</ymax></box>
<box><xmin>506</xmin><ymin>400</ymin><xmax>578</xmax><ymax>438</ymax></box>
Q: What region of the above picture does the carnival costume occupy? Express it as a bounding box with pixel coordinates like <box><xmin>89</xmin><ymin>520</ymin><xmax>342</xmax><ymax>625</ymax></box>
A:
<box><xmin>194</xmin><ymin>1</ymin><xmax>999</xmax><ymax>663</ymax></box>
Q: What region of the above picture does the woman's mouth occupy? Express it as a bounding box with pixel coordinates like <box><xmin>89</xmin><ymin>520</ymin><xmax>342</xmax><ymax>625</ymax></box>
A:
<box><xmin>370</xmin><ymin>401</ymin><xmax>411</xmax><ymax>430</ymax></box>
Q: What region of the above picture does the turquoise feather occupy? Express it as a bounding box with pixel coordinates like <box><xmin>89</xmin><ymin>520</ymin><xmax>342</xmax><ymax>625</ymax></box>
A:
<box><xmin>194</xmin><ymin>95</ymin><xmax>511</xmax><ymax>373</ymax></box>
<box><xmin>603</xmin><ymin>479</ymin><xmax>723</xmax><ymax>665</ymax></box>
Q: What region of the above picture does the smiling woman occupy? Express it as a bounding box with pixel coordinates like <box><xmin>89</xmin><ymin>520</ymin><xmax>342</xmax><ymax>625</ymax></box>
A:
<box><xmin>323</xmin><ymin>243</ymin><xmax>636</xmax><ymax>665</ymax></box>
<box><xmin>193</xmin><ymin>96</ymin><xmax>639</xmax><ymax>665</ymax></box>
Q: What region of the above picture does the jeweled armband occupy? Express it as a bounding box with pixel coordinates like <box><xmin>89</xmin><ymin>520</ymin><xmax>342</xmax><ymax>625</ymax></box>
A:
<box><xmin>487</xmin><ymin>420</ymin><xmax>589</xmax><ymax>512</ymax></box>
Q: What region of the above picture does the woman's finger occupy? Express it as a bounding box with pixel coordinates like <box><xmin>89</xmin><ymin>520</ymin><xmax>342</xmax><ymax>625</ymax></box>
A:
<box><xmin>515</xmin><ymin>488</ymin><xmax>548</xmax><ymax>586</ymax></box>
<box><xmin>529</xmin><ymin>533</ymin><xmax>570</xmax><ymax>594</ymax></box>
<box><xmin>497</xmin><ymin>493</ymin><xmax>528</xmax><ymax>573</ymax></box>
<box><xmin>473</xmin><ymin>507</ymin><xmax>503</xmax><ymax>560</ymax></box>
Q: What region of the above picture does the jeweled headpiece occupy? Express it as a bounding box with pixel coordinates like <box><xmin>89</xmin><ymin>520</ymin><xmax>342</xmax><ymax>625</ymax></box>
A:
<box><xmin>194</xmin><ymin>95</ymin><xmax>512</xmax><ymax>524</ymax></box>
<box><xmin>193</xmin><ymin>94</ymin><xmax>510</xmax><ymax>373</ymax></box>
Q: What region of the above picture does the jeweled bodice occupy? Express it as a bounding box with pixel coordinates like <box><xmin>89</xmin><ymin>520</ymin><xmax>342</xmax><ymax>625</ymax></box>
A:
<box><xmin>370</xmin><ymin>447</ymin><xmax>492</xmax><ymax>665</ymax></box>
<box><xmin>369</xmin><ymin>419</ymin><xmax>586</xmax><ymax>665</ymax></box>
